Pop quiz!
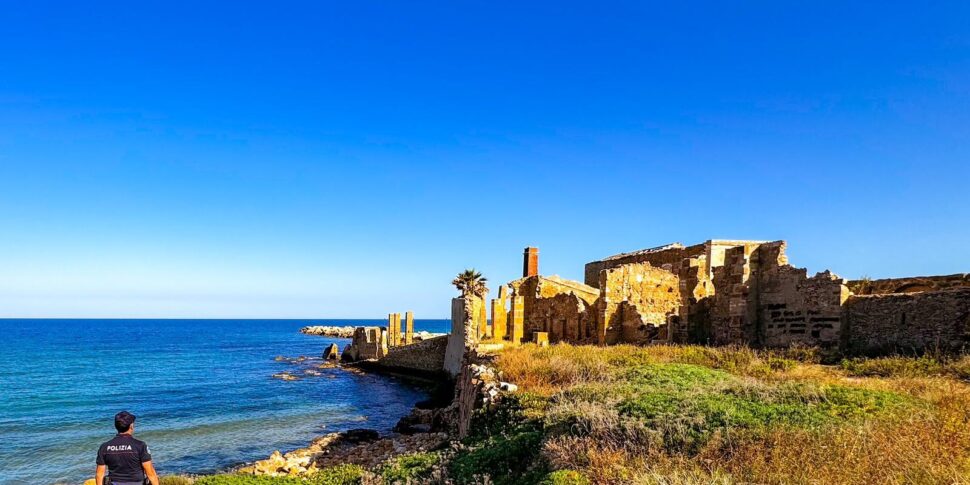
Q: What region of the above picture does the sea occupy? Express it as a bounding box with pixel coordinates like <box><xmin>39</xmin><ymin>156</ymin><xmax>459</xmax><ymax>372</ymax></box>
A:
<box><xmin>0</xmin><ymin>319</ymin><xmax>451</xmax><ymax>485</ymax></box>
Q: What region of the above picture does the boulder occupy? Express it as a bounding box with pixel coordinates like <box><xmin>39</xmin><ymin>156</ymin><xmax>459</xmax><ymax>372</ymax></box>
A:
<box><xmin>323</xmin><ymin>343</ymin><xmax>340</xmax><ymax>360</ymax></box>
<box><xmin>341</xmin><ymin>428</ymin><xmax>380</xmax><ymax>444</ymax></box>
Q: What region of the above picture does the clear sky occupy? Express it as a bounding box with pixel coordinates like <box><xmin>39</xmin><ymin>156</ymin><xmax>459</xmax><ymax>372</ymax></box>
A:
<box><xmin>1</xmin><ymin>2</ymin><xmax>968</xmax><ymax>318</ymax></box>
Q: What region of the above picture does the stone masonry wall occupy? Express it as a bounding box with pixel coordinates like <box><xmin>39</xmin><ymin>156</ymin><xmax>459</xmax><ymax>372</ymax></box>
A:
<box><xmin>528</xmin><ymin>292</ymin><xmax>594</xmax><ymax>343</ymax></box>
<box><xmin>847</xmin><ymin>273</ymin><xmax>970</xmax><ymax>295</ymax></box>
<box><xmin>710</xmin><ymin>241</ymin><xmax>849</xmax><ymax>348</ymax></box>
<box><xmin>597</xmin><ymin>262</ymin><xmax>681</xmax><ymax>345</ymax></box>
<box><xmin>342</xmin><ymin>326</ymin><xmax>387</xmax><ymax>361</ymax></box>
<box><xmin>585</xmin><ymin>243</ymin><xmax>699</xmax><ymax>287</ymax></box>
<box><xmin>509</xmin><ymin>275</ymin><xmax>600</xmax><ymax>343</ymax></box>
<box><xmin>711</xmin><ymin>244</ymin><xmax>759</xmax><ymax>345</ymax></box>
<box><xmin>377</xmin><ymin>335</ymin><xmax>448</xmax><ymax>373</ymax></box>
<box><xmin>842</xmin><ymin>288</ymin><xmax>970</xmax><ymax>354</ymax></box>
<box><xmin>754</xmin><ymin>242</ymin><xmax>849</xmax><ymax>348</ymax></box>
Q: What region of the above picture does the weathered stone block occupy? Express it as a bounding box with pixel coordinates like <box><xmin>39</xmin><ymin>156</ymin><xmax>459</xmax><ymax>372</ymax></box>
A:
<box><xmin>533</xmin><ymin>332</ymin><xmax>549</xmax><ymax>347</ymax></box>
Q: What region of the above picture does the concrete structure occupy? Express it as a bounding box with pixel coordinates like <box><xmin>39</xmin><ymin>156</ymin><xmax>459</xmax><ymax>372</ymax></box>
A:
<box><xmin>502</xmin><ymin>241</ymin><xmax>970</xmax><ymax>354</ymax></box>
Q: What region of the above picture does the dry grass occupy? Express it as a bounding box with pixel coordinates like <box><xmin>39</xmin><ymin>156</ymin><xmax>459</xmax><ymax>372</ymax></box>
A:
<box><xmin>494</xmin><ymin>343</ymin><xmax>970</xmax><ymax>484</ymax></box>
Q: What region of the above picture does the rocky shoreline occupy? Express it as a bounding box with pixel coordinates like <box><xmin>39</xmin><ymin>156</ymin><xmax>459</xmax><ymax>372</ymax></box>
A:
<box><xmin>239</xmin><ymin>428</ymin><xmax>450</xmax><ymax>476</ymax></box>
<box><xmin>234</xmin><ymin>346</ymin><xmax>515</xmax><ymax>481</ymax></box>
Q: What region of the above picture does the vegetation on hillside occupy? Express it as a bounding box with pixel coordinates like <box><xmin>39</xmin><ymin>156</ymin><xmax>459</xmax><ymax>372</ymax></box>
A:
<box><xmin>484</xmin><ymin>344</ymin><xmax>970</xmax><ymax>484</ymax></box>
<box><xmin>162</xmin><ymin>344</ymin><xmax>970</xmax><ymax>484</ymax></box>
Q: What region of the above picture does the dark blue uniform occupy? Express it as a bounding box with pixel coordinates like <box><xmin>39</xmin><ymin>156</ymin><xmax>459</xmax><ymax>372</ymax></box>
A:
<box><xmin>96</xmin><ymin>433</ymin><xmax>151</xmax><ymax>485</ymax></box>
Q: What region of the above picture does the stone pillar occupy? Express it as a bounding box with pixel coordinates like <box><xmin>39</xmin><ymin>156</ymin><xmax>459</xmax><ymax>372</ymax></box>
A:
<box><xmin>596</xmin><ymin>303</ymin><xmax>609</xmax><ymax>346</ymax></box>
<box><xmin>388</xmin><ymin>313</ymin><xmax>403</xmax><ymax>347</ymax></box>
<box><xmin>478</xmin><ymin>298</ymin><xmax>488</xmax><ymax>339</ymax></box>
<box><xmin>404</xmin><ymin>311</ymin><xmax>414</xmax><ymax>345</ymax></box>
<box><xmin>387</xmin><ymin>313</ymin><xmax>395</xmax><ymax>347</ymax></box>
<box><xmin>509</xmin><ymin>296</ymin><xmax>524</xmax><ymax>345</ymax></box>
<box><xmin>523</xmin><ymin>247</ymin><xmax>539</xmax><ymax>277</ymax></box>
<box><xmin>490</xmin><ymin>298</ymin><xmax>507</xmax><ymax>341</ymax></box>
<box><xmin>378</xmin><ymin>327</ymin><xmax>388</xmax><ymax>357</ymax></box>
<box><xmin>444</xmin><ymin>297</ymin><xmax>479</xmax><ymax>376</ymax></box>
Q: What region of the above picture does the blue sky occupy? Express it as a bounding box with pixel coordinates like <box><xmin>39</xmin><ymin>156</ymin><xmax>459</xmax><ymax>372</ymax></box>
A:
<box><xmin>1</xmin><ymin>2</ymin><xmax>968</xmax><ymax>318</ymax></box>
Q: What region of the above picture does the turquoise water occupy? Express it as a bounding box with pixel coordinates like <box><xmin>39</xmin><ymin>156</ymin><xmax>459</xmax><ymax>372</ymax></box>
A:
<box><xmin>0</xmin><ymin>319</ymin><xmax>451</xmax><ymax>485</ymax></box>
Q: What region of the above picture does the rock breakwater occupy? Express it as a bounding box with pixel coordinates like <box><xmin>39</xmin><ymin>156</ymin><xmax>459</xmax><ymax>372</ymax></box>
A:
<box><xmin>300</xmin><ymin>325</ymin><xmax>357</xmax><ymax>338</ymax></box>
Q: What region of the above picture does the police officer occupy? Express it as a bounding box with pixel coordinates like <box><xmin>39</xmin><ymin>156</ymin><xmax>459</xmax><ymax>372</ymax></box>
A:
<box><xmin>95</xmin><ymin>411</ymin><xmax>160</xmax><ymax>485</ymax></box>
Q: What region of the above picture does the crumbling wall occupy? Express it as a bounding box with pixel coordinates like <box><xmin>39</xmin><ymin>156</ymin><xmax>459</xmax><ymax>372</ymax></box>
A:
<box><xmin>509</xmin><ymin>275</ymin><xmax>600</xmax><ymax>343</ymax></box>
<box><xmin>711</xmin><ymin>244</ymin><xmax>759</xmax><ymax>345</ymax></box>
<box><xmin>597</xmin><ymin>262</ymin><xmax>681</xmax><ymax>345</ymax></box>
<box><xmin>842</xmin><ymin>288</ymin><xmax>970</xmax><ymax>354</ymax></box>
<box><xmin>847</xmin><ymin>273</ymin><xmax>970</xmax><ymax>295</ymax></box>
<box><xmin>378</xmin><ymin>335</ymin><xmax>448</xmax><ymax>373</ymax></box>
<box><xmin>528</xmin><ymin>292</ymin><xmax>594</xmax><ymax>343</ymax></box>
<box><xmin>585</xmin><ymin>243</ymin><xmax>698</xmax><ymax>287</ymax></box>
<box><xmin>709</xmin><ymin>241</ymin><xmax>849</xmax><ymax>348</ymax></box>
<box><xmin>341</xmin><ymin>326</ymin><xmax>387</xmax><ymax>361</ymax></box>
<box><xmin>673</xmin><ymin>255</ymin><xmax>713</xmax><ymax>343</ymax></box>
<box><xmin>754</xmin><ymin>242</ymin><xmax>849</xmax><ymax>347</ymax></box>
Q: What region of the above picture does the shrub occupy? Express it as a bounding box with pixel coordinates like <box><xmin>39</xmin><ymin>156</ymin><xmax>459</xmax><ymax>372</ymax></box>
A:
<box><xmin>841</xmin><ymin>356</ymin><xmax>946</xmax><ymax>378</ymax></box>
<box><xmin>946</xmin><ymin>355</ymin><xmax>970</xmax><ymax>381</ymax></box>
<box><xmin>539</xmin><ymin>469</ymin><xmax>590</xmax><ymax>485</ymax></box>
<box><xmin>449</xmin><ymin>429</ymin><xmax>545</xmax><ymax>484</ymax></box>
<box><xmin>160</xmin><ymin>477</ymin><xmax>195</xmax><ymax>485</ymax></box>
<box><xmin>305</xmin><ymin>464</ymin><xmax>364</xmax><ymax>485</ymax></box>
<box><xmin>194</xmin><ymin>475</ymin><xmax>304</xmax><ymax>485</ymax></box>
<box><xmin>378</xmin><ymin>452</ymin><xmax>439</xmax><ymax>483</ymax></box>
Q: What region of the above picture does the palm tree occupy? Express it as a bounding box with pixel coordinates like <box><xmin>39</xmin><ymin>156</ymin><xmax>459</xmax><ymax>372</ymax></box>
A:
<box><xmin>452</xmin><ymin>269</ymin><xmax>488</xmax><ymax>298</ymax></box>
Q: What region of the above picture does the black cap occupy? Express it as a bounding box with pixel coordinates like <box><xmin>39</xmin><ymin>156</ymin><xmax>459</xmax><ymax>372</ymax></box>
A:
<box><xmin>114</xmin><ymin>411</ymin><xmax>136</xmax><ymax>433</ymax></box>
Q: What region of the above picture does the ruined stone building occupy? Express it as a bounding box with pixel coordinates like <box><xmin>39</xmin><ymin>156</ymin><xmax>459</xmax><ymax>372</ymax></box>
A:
<box><xmin>489</xmin><ymin>241</ymin><xmax>969</xmax><ymax>354</ymax></box>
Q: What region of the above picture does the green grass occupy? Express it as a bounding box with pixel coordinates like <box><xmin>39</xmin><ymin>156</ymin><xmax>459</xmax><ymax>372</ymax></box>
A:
<box><xmin>545</xmin><ymin>362</ymin><xmax>912</xmax><ymax>454</ymax></box>
<box><xmin>490</xmin><ymin>344</ymin><xmax>966</xmax><ymax>484</ymax></box>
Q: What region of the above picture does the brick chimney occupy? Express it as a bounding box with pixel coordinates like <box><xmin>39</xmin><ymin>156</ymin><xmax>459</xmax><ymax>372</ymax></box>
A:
<box><xmin>523</xmin><ymin>247</ymin><xmax>539</xmax><ymax>277</ymax></box>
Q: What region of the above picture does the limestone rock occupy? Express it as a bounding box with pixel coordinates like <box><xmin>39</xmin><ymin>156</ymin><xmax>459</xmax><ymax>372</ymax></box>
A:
<box><xmin>300</xmin><ymin>325</ymin><xmax>356</xmax><ymax>338</ymax></box>
<box><xmin>323</xmin><ymin>343</ymin><xmax>340</xmax><ymax>360</ymax></box>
